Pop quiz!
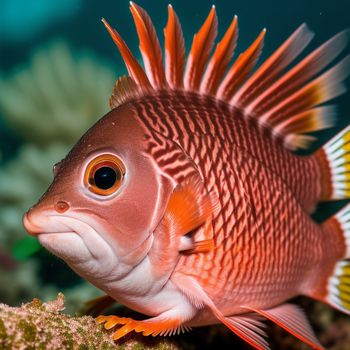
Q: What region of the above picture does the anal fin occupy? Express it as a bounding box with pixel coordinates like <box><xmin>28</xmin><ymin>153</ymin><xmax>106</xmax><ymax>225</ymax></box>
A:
<box><xmin>172</xmin><ymin>273</ymin><xmax>270</xmax><ymax>350</ymax></box>
<box><xmin>247</xmin><ymin>304</ymin><xmax>324</xmax><ymax>350</ymax></box>
<box><xmin>225</xmin><ymin>316</ymin><xmax>270</xmax><ymax>350</ymax></box>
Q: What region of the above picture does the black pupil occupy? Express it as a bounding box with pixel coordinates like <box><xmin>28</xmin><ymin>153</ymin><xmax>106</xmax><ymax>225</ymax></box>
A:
<box><xmin>93</xmin><ymin>166</ymin><xmax>118</xmax><ymax>190</ymax></box>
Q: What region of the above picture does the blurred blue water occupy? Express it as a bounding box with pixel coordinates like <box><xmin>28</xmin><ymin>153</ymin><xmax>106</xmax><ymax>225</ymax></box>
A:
<box><xmin>0</xmin><ymin>0</ymin><xmax>349</xmax><ymax>159</ymax></box>
<box><xmin>0</xmin><ymin>0</ymin><xmax>81</xmax><ymax>42</ymax></box>
<box><xmin>1</xmin><ymin>0</ymin><xmax>350</xmax><ymax>69</ymax></box>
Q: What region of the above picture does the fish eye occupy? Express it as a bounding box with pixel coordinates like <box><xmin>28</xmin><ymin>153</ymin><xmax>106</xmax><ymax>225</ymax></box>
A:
<box><xmin>84</xmin><ymin>154</ymin><xmax>125</xmax><ymax>196</ymax></box>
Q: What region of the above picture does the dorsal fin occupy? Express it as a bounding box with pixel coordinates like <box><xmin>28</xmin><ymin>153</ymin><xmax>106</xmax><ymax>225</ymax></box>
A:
<box><xmin>102</xmin><ymin>3</ymin><xmax>349</xmax><ymax>152</ymax></box>
<box><xmin>232</xmin><ymin>24</ymin><xmax>314</xmax><ymax>109</ymax></box>
<box><xmin>102</xmin><ymin>18</ymin><xmax>151</xmax><ymax>89</ymax></box>
<box><xmin>216</xmin><ymin>29</ymin><xmax>265</xmax><ymax>101</ymax></box>
<box><xmin>260</xmin><ymin>55</ymin><xmax>350</xmax><ymax>149</ymax></box>
<box><xmin>164</xmin><ymin>5</ymin><xmax>185</xmax><ymax>89</ymax></box>
<box><xmin>109</xmin><ymin>76</ymin><xmax>141</xmax><ymax>109</ymax></box>
<box><xmin>184</xmin><ymin>6</ymin><xmax>218</xmax><ymax>91</ymax></box>
<box><xmin>245</xmin><ymin>31</ymin><xmax>348</xmax><ymax>118</ymax></box>
<box><xmin>129</xmin><ymin>2</ymin><xmax>167</xmax><ymax>88</ymax></box>
<box><xmin>200</xmin><ymin>15</ymin><xmax>238</xmax><ymax>95</ymax></box>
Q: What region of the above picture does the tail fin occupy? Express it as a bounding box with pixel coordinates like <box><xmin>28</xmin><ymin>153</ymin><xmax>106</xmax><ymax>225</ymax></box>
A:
<box><xmin>316</xmin><ymin>125</ymin><xmax>350</xmax><ymax>201</ymax></box>
<box><xmin>322</xmin><ymin>203</ymin><xmax>350</xmax><ymax>314</ymax></box>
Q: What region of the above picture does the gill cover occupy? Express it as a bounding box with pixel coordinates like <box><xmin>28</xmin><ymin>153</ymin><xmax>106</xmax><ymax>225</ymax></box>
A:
<box><xmin>24</xmin><ymin>104</ymin><xmax>175</xmax><ymax>261</ymax></box>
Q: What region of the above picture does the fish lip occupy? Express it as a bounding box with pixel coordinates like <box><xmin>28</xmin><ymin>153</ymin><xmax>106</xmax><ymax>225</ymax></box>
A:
<box><xmin>56</xmin><ymin>213</ymin><xmax>154</xmax><ymax>268</ymax></box>
<box><xmin>23</xmin><ymin>212</ymin><xmax>76</xmax><ymax>236</ymax></box>
<box><xmin>24</xmin><ymin>212</ymin><xmax>107</xmax><ymax>260</ymax></box>
<box><xmin>48</xmin><ymin>214</ymin><xmax>113</xmax><ymax>260</ymax></box>
<box><xmin>37</xmin><ymin>231</ymin><xmax>76</xmax><ymax>236</ymax></box>
<box><xmin>65</xmin><ymin>208</ymin><xmax>155</xmax><ymax>261</ymax></box>
<box><xmin>25</xmin><ymin>209</ymin><xmax>152</xmax><ymax>268</ymax></box>
<box><xmin>23</xmin><ymin>212</ymin><xmax>56</xmax><ymax>236</ymax></box>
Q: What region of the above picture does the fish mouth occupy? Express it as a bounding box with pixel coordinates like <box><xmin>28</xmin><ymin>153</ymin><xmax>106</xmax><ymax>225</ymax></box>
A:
<box><xmin>23</xmin><ymin>212</ymin><xmax>73</xmax><ymax>237</ymax></box>
<box><xmin>23</xmin><ymin>212</ymin><xmax>47</xmax><ymax>236</ymax></box>
<box><xmin>23</xmin><ymin>211</ymin><xmax>117</xmax><ymax>263</ymax></box>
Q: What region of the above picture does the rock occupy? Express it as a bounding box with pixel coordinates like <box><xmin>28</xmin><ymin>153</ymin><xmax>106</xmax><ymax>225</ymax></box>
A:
<box><xmin>0</xmin><ymin>294</ymin><xmax>180</xmax><ymax>350</ymax></box>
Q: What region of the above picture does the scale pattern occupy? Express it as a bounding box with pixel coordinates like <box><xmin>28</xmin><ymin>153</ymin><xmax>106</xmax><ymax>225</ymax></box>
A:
<box><xmin>132</xmin><ymin>91</ymin><xmax>321</xmax><ymax>210</ymax></box>
<box><xmin>130</xmin><ymin>91</ymin><xmax>345</xmax><ymax>315</ymax></box>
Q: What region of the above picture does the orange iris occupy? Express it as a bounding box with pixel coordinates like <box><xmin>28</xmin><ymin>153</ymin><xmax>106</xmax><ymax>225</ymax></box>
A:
<box><xmin>84</xmin><ymin>154</ymin><xmax>125</xmax><ymax>196</ymax></box>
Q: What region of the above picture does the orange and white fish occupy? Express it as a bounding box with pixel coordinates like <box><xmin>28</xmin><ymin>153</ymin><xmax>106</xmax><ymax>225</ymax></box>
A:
<box><xmin>23</xmin><ymin>3</ymin><xmax>350</xmax><ymax>349</ymax></box>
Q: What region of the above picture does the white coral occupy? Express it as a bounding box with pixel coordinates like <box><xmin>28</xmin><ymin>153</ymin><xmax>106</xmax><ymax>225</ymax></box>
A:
<box><xmin>0</xmin><ymin>41</ymin><xmax>115</xmax><ymax>145</ymax></box>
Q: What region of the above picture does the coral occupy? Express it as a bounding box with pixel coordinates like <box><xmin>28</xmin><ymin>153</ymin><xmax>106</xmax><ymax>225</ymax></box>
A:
<box><xmin>0</xmin><ymin>41</ymin><xmax>116</xmax><ymax>309</ymax></box>
<box><xmin>0</xmin><ymin>144</ymin><xmax>69</xmax><ymax>247</ymax></box>
<box><xmin>0</xmin><ymin>294</ymin><xmax>179</xmax><ymax>350</ymax></box>
<box><xmin>0</xmin><ymin>41</ymin><xmax>115</xmax><ymax>246</ymax></box>
<box><xmin>0</xmin><ymin>41</ymin><xmax>114</xmax><ymax>145</ymax></box>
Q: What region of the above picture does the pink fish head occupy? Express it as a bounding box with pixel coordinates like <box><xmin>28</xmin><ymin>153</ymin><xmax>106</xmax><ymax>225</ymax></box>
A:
<box><xmin>23</xmin><ymin>103</ymin><xmax>173</xmax><ymax>280</ymax></box>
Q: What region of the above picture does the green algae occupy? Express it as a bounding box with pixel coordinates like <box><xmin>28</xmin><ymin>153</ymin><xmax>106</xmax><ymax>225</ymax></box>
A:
<box><xmin>0</xmin><ymin>318</ymin><xmax>7</xmax><ymax>339</ymax></box>
<box><xmin>78</xmin><ymin>345</ymin><xmax>89</xmax><ymax>350</ymax></box>
<box><xmin>101</xmin><ymin>341</ymin><xmax>118</xmax><ymax>350</ymax></box>
<box><xmin>18</xmin><ymin>319</ymin><xmax>37</xmax><ymax>342</ymax></box>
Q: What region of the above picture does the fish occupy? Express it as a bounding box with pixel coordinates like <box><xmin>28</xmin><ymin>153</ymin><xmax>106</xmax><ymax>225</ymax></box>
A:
<box><xmin>22</xmin><ymin>2</ymin><xmax>350</xmax><ymax>349</ymax></box>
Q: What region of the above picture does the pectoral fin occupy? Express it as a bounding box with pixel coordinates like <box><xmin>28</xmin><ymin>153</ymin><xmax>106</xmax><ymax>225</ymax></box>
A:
<box><xmin>163</xmin><ymin>174</ymin><xmax>218</xmax><ymax>253</ymax></box>
<box><xmin>180</xmin><ymin>238</ymin><xmax>215</xmax><ymax>254</ymax></box>
<box><xmin>247</xmin><ymin>304</ymin><xmax>324</xmax><ymax>350</ymax></box>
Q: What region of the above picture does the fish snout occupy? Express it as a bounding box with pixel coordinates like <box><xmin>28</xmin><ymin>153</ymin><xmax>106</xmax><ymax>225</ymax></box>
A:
<box><xmin>23</xmin><ymin>210</ymin><xmax>42</xmax><ymax>237</ymax></box>
<box><xmin>23</xmin><ymin>204</ymin><xmax>70</xmax><ymax>236</ymax></box>
<box><xmin>23</xmin><ymin>194</ymin><xmax>71</xmax><ymax>236</ymax></box>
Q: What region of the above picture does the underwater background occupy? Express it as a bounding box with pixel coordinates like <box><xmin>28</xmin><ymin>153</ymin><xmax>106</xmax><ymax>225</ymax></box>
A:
<box><xmin>0</xmin><ymin>0</ymin><xmax>350</xmax><ymax>349</ymax></box>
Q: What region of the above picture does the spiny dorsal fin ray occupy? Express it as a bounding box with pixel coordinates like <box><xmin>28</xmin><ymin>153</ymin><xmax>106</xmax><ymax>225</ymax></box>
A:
<box><xmin>109</xmin><ymin>76</ymin><xmax>142</xmax><ymax>109</ymax></box>
<box><xmin>130</xmin><ymin>1</ymin><xmax>167</xmax><ymax>88</ymax></box>
<box><xmin>103</xmin><ymin>3</ymin><xmax>349</xmax><ymax>152</ymax></box>
<box><xmin>200</xmin><ymin>15</ymin><xmax>238</xmax><ymax>95</ymax></box>
<box><xmin>232</xmin><ymin>24</ymin><xmax>314</xmax><ymax>108</ymax></box>
<box><xmin>260</xmin><ymin>55</ymin><xmax>350</xmax><ymax>150</ymax></box>
<box><xmin>274</xmin><ymin>106</ymin><xmax>337</xmax><ymax>150</ymax></box>
<box><xmin>164</xmin><ymin>5</ymin><xmax>185</xmax><ymax>88</ymax></box>
<box><xmin>217</xmin><ymin>29</ymin><xmax>265</xmax><ymax>101</ymax></box>
<box><xmin>259</xmin><ymin>56</ymin><xmax>350</xmax><ymax>127</ymax></box>
<box><xmin>102</xmin><ymin>18</ymin><xmax>151</xmax><ymax>89</ymax></box>
<box><xmin>184</xmin><ymin>6</ymin><xmax>218</xmax><ymax>91</ymax></box>
<box><xmin>274</xmin><ymin>106</ymin><xmax>336</xmax><ymax>137</ymax></box>
<box><xmin>245</xmin><ymin>31</ymin><xmax>349</xmax><ymax>118</ymax></box>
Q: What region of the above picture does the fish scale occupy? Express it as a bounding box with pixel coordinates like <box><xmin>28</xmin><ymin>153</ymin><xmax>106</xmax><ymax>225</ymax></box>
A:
<box><xmin>133</xmin><ymin>92</ymin><xmax>322</xmax><ymax>212</ymax></box>
<box><xmin>176</xmin><ymin>139</ymin><xmax>328</xmax><ymax>312</ymax></box>
<box><xmin>136</xmin><ymin>93</ymin><xmax>322</xmax><ymax>290</ymax></box>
